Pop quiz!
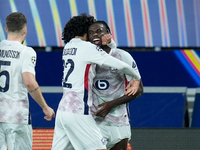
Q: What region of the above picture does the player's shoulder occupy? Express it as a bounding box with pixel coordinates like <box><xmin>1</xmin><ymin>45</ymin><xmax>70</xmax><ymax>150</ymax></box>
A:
<box><xmin>21</xmin><ymin>45</ymin><xmax>36</xmax><ymax>55</ymax></box>
<box><xmin>114</xmin><ymin>48</ymin><xmax>132</xmax><ymax>57</ymax></box>
<box><xmin>22</xmin><ymin>45</ymin><xmax>34</xmax><ymax>51</ymax></box>
<box><xmin>114</xmin><ymin>47</ymin><xmax>127</xmax><ymax>53</ymax></box>
<box><xmin>84</xmin><ymin>40</ymin><xmax>96</xmax><ymax>47</ymax></box>
<box><xmin>0</xmin><ymin>40</ymin><xmax>5</xmax><ymax>45</ymax></box>
<box><xmin>84</xmin><ymin>41</ymin><xmax>104</xmax><ymax>52</ymax></box>
<box><xmin>82</xmin><ymin>40</ymin><xmax>95</xmax><ymax>47</ymax></box>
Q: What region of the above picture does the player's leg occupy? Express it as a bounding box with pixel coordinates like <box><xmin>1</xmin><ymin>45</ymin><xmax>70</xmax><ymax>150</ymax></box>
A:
<box><xmin>0</xmin><ymin>123</ymin><xmax>6</xmax><ymax>150</ymax></box>
<box><xmin>59</xmin><ymin>112</ymin><xmax>106</xmax><ymax>150</ymax></box>
<box><xmin>51</xmin><ymin>124</ymin><xmax>74</xmax><ymax>150</ymax></box>
<box><xmin>95</xmin><ymin>124</ymin><xmax>110</xmax><ymax>149</ymax></box>
<box><xmin>5</xmin><ymin>123</ymin><xmax>32</xmax><ymax>150</ymax></box>
<box><xmin>104</xmin><ymin>125</ymin><xmax>131</xmax><ymax>150</ymax></box>
<box><xmin>0</xmin><ymin>143</ymin><xmax>7</xmax><ymax>150</ymax></box>
<box><xmin>110</xmin><ymin>138</ymin><xmax>128</xmax><ymax>150</ymax></box>
<box><xmin>51</xmin><ymin>111</ymin><xmax>74</xmax><ymax>150</ymax></box>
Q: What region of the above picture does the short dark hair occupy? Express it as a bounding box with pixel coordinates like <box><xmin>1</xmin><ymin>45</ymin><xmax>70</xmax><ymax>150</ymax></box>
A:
<box><xmin>90</xmin><ymin>20</ymin><xmax>111</xmax><ymax>34</ymax></box>
<box><xmin>62</xmin><ymin>13</ymin><xmax>96</xmax><ymax>43</ymax></box>
<box><xmin>6</xmin><ymin>12</ymin><xmax>27</xmax><ymax>32</ymax></box>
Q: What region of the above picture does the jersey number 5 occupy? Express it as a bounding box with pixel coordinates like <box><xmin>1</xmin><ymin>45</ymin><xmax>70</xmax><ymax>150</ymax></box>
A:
<box><xmin>0</xmin><ymin>61</ymin><xmax>11</xmax><ymax>92</ymax></box>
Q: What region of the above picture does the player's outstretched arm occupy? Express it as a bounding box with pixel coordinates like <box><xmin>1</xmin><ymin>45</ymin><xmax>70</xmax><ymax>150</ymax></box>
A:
<box><xmin>95</xmin><ymin>80</ymin><xmax>143</xmax><ymax>118</ymax></box>
<box><xmin>103</xmin><ymin>56</ymin><xmax>141</xmax><ymax>81</ymax></box>
<box><xmin>23</xmin><ymin>72</ymin><xmax>55</xmax><ymax>121</ymax></box>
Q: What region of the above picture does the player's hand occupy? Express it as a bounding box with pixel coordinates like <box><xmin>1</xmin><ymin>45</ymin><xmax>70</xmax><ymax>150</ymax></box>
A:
<box><xmin>43</xmin><ymin>106</ymin><xmax>55</xmax><ymax>121</ymax></box>
<box><xmin>125</xmin><ymin>79</ymin><xmax>141</xmax><ymax>96</ymax></box>
<box><xmin>101</xmin><ymin>34</ymin><xmax>112</xmax><ymax>45</ymax></box>
<box><xmin>95</xmin><ymin>102</ymin><xmax>112</xmax><ymax>118</ymax></box>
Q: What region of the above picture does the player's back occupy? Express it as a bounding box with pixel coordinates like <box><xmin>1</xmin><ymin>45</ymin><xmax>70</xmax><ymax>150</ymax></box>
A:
<box><xmin>0</xmin><ymin>40</ymin><xmax>35</xmax><ymax>124</ymax></box>
<box><xmin>0</xmin><ymin>40</ymin><xmax>27</xmax><ymax>97</ymax></box>
<box><xmin>62</xmin><ymin>38</ymin><xmax>92</xmax><ymax>93</ymax></box>
<box><xmin>59</xmin><ymin>38</ymin><xmax>110</xmax><ymax>114</ymax></box>
<box><xmin>62</xmin><ymin>38</ymin><xmax>109</xmax><ymax>93</ymax></box>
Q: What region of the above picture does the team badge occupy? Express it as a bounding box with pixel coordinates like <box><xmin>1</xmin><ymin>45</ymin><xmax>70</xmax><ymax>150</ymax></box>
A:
<box><xmin>109</xmin><ymin>67</ymin><xmax>118</xmax><ymax>72</ymax></box>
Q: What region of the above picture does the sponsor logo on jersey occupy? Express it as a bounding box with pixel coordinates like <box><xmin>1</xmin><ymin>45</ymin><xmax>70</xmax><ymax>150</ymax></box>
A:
<box><xmin>63</xmin><ymin>48</ymin><xmax>77</xmax><ymax>55</ymax></box>
<box><xmin>0</xmin><ymin>49</ymin><xmax>20</xmax><ymax>59</ymax></box>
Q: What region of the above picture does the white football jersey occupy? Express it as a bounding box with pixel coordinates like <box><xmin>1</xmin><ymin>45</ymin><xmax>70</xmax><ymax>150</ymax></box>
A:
<box><xmin>91</xmin><ymin>48</ymin><xmax>140</xmax><ymax>126</ymax></box>
<box><xmin>0</xmin><ymin>40</ymin><xmax>36</xmax><ymax>124</ymax></box>
<box><xmin>58</xmin><ymin>38</ymin><xmax>139</xmax><ymax>115</ymax></box>
<box><xmin>58</xmin><ymin>38</ymin><xmax>110</xmax><ymax>114</ymax></box>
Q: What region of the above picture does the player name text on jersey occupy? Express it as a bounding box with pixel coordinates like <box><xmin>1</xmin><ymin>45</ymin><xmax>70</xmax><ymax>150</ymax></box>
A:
<box><xmin>0</xmin><ymin>49</ymin><xmax>20</xmax><ymax>59</ymax></box>
<box><xmin>63</xmin><ymin>48</ymin><xmax>77</xmax><ymax>56</ymax></box>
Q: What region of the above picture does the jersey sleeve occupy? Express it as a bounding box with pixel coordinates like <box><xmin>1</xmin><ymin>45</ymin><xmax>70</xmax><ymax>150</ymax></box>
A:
<box><xmin>121</xmin><ymin>50</ymin><xmax>141</xmax><ymax>81</ymax></box>
<box><xmin>84</xmin><ymin>43</ymin><xmax>110</xmax><ymax>66</ymax></box>
<box><xmin>85</xmin><ymin>43</ymin><xmax>141</xmax><ymax>80</ymax></box>
<box><xmin>107</xmin><ymin>39</ymin><xmax>117</xmax><ymax>49</ymax></box>
<box><xmin>22</xmin><ymin>47</ymin><xmax>36</xmax><ymax>75</ymax></box>
<box><xmin>103</xmin><ymin>56</ymin><xmax>141</xmax><ymax>80</ymax></box>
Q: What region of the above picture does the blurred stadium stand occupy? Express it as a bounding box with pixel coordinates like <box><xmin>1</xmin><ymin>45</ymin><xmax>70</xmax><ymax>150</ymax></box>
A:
<box><xmin>1</xmin><ymin>0</ymin><xmax>200</xmax><ymax>48</ymax></box>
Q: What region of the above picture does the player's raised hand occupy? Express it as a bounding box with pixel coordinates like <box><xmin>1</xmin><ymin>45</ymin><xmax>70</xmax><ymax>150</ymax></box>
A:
<box><xmin>101</xmin><ymin>34</ymin><xmax>112</xmax><ymax>45</ymax></box>
<box><xmin>43</xmin><ymin>106</ymin><xmax>55</xmax><ymax>121</ymax></box>
<box><xmin>125</xmin><ymin>78</ymin><xmax>141</xmax><ymax>96</ymax></box>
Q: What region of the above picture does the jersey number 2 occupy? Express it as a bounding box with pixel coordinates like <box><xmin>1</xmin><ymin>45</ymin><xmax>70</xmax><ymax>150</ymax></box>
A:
<box><xmin>0</xmin><ymin>61</ymin><xmax>11</xmax><ymax>92</ymax></box>
<box><xmin>62</xmin><ymin>59</ymin><xmax>74</xmax><ymax>88</ymax></box>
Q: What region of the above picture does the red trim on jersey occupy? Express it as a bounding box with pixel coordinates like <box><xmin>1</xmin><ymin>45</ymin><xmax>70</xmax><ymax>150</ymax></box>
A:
<box><xmin>84</xmin><ymin>64</ymin><xmax>91</xmax><ymax>91</ymax></box>
<box><xmin>125</xmin><ymin>77</ymin><xmax>128</xmax><ymax>87</ymax></box>
<box><xmin>83</xmin><ymin>64</ymin><xmax>91</xmax><ymax>115</ymax></box>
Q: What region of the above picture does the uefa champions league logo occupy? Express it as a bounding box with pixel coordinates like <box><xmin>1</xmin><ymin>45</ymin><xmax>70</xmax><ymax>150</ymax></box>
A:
<box><xmin>96</xmin><ymin>46</ymin><xmax>103</xmax><ymax>52</ymax></box>
<box><xmin>31</xmin><ymin>56</ymin><xmax>36</xmax><ymax>65</ymax></box>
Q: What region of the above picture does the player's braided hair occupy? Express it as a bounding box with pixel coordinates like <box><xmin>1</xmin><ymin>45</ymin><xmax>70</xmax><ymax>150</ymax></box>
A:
<box><xmin>62</xmin><ymin>13</ymin><xmax>96</xmax><ymax>43</ymax></box>
<box><xmin>90</xmin><ymin>20</ymin><xmax>111</xmax><ymax>34</ymax></box>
